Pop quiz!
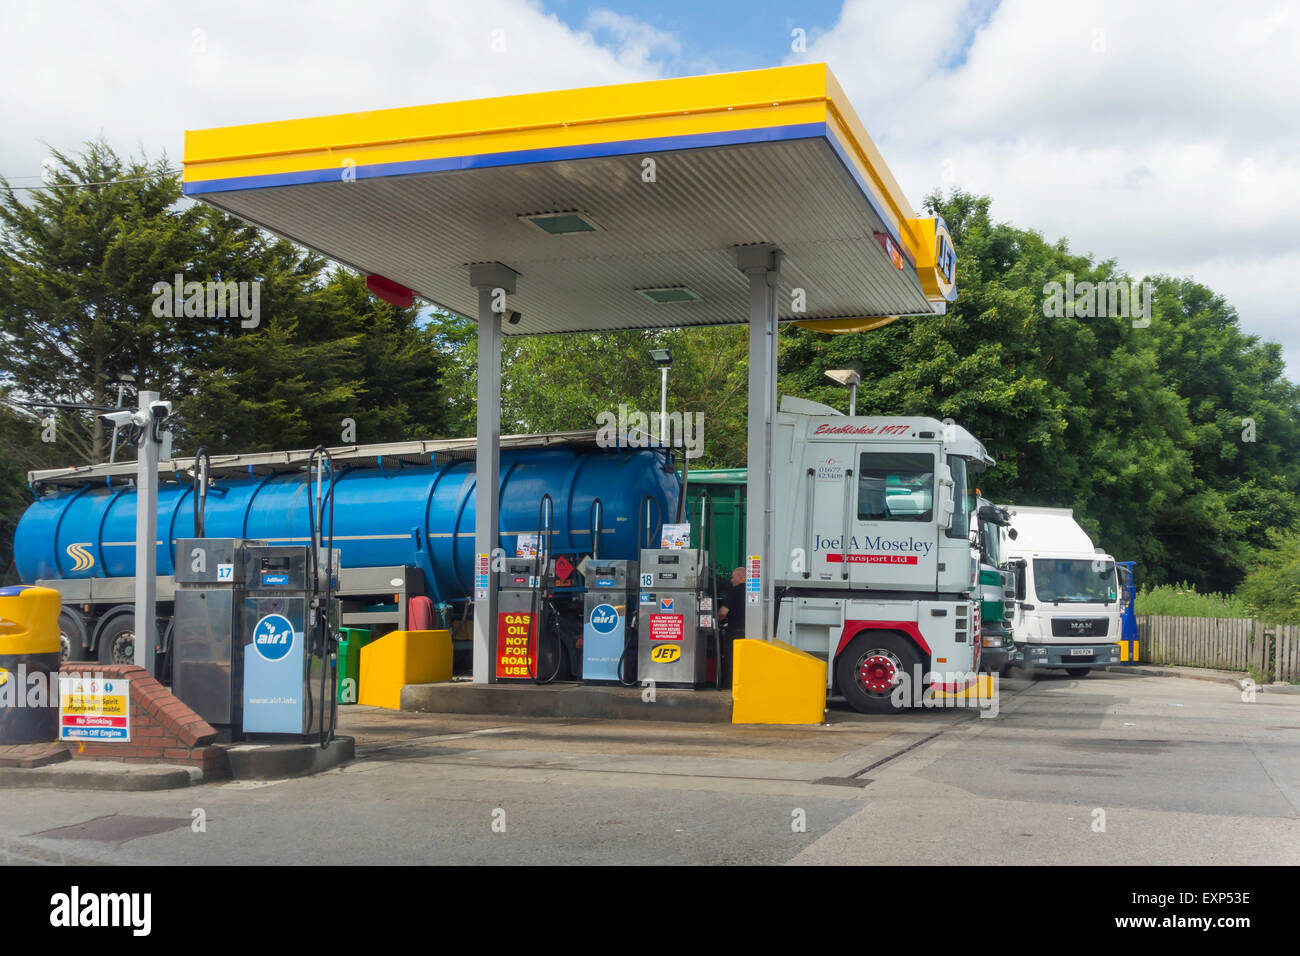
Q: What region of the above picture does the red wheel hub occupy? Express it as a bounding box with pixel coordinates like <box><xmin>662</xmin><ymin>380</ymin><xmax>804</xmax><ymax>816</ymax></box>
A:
<box><xmin>859</xmin><ymin>654</ymin><xmax>898</xmax><ymax>693</ymax></box>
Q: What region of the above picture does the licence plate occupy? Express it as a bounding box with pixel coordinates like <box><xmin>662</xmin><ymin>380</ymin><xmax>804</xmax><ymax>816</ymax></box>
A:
<box><xmin>1070</xmin><ymin>647</ymin><xmax>1093</xmax><ymax>656</ymax></box>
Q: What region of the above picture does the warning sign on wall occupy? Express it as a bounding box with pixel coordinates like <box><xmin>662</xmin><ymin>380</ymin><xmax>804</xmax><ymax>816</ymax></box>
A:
<box><xmin>647</xmin><ymin>614</ymin><xmax>684</xmax><ymax>641</ymax></box>
<box><xmin>59</xmin><ymin>676</ymin><xmax>130</xmax><ymax>742</ymax></box>
<box><xmin>495</xmin><ymin>612</ymin><xmax>536</xmax><ymax>679</ymax></box>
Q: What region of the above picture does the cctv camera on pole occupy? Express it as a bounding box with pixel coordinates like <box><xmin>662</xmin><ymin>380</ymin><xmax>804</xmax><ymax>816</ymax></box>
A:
<box><xmin>130</xmin><ymin>392</ymin><xmax>170</xmax><ymax>675</ymax></box>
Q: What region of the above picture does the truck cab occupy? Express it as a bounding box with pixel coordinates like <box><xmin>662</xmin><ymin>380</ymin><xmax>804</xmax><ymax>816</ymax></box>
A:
<box><xmin>1003</xmin><ymin>506</ymin><xmax>1122</xmax><ymax>675</ymax></box>
<box><xmin>973</xmin><ymin>498</ymin><xmax>1016</xmax><ymax>675</ymax></box>
<box><xmin>770</xmin><ymin>397</ymin><xmax>996</xmax><ymax>712</ymax></box>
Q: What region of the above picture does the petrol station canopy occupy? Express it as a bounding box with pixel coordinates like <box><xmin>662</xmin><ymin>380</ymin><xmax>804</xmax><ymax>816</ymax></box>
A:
<box><xmin>182</xmin><ymin>64</ymin><xmax>956</xmax><ymax>335</ymax></box>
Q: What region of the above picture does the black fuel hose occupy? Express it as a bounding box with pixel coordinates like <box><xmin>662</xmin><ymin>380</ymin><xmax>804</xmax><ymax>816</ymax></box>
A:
<box><xmin>306</xmin><ymin>446</ymin><xmax>338</xmax><ymax>748</ymax></box>
<box><xmin>528</xmin><ymin>494</ymin><xmax>563</xmax><ymax>684</ymax></box>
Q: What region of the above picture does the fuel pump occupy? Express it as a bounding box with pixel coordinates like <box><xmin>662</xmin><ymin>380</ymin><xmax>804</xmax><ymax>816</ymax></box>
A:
<box><xmin>172</xmin><ymin>536</ymin><xmax>260</xmax><ymax>738</ymax></box>
<box><xmin>582</xmin><ymin>558</ymin><xmax>638</xmax><ymax>684</ymax></box>
<box><xmin>637</xmin><ymin>547</ymin><xmax>712</xmax><ymax>688</ymax></box>
<box><xmin>239</xmin><ymin>447</ymin><xmax>340</xmax><ymax>743</ymax></box>
<box><xmin>494</xmin><ymin>555</ymin><xmax>556</xmax><ymax>680</ymax></box>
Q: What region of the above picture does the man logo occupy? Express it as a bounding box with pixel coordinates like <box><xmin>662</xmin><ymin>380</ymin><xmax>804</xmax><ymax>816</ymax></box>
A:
<box><xmin>66</xmin><ymin>543</ymin><xmax>95</xmax><ymax>572</ymax></box>
<box><xmin>650</xmin><ymin>645</ymin><xmax>681</xmax><ymax>663</ymax></box>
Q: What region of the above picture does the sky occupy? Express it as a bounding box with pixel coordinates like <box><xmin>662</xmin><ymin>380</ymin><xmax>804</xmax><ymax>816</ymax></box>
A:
<box><xmin>1</xmin><ymin>0</ymin><xmax>1296</xmax><ymax>376</ymax></box>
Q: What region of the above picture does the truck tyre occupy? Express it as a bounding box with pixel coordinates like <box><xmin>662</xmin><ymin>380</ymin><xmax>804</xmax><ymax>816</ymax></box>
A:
<box><xmin>999</xmin><ymin>663</ymin><xmax>1014</xmax><ymax>679</ymax></box>
<box><xmin>95</xmin><ymin>609</ymin><xmax>136</xmax><ymax>665</ymax></box>
<box><xmin>836</xmin><ymin>631</ymin><xmax>921</xmax><ymax>715</ymax></box>
<box><xmin>58</xmin><ymin>608</ymin><xmax>90</xmax><ymax>662</ymax></box>
<box><xmin>1066</xmin><ymin>667</ymin><xmax>1091</xmax><ymax>678</ymax></box>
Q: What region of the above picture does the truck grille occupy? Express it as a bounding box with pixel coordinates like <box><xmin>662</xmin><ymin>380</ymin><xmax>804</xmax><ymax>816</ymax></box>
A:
<box><xmin>1050</xmin><ymin>617</ymin><xmax>1109</xmax><ymax>638</ymax></box>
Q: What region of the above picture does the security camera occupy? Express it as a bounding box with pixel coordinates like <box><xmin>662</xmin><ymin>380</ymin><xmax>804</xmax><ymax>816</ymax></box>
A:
<box><xmin>506</xmin><ymin>310</ymin><xmax>522</xmax><ymax>325</ymax></box>
<box><xmin>100</xmin><ymin>410</ymin><xmax>135</xmax><ymax>427</ymax></box>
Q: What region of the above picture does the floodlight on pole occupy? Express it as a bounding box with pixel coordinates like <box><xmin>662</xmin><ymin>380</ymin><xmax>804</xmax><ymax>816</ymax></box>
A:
<box><xmin>649</xmin><ymin>348</ymin><xmax>673</xmax><ymax>447</ymax></box>
<box><xmin>825</xmin><ymin>368</ymin><xmax>861</xmax><ymax>416</ymax></box>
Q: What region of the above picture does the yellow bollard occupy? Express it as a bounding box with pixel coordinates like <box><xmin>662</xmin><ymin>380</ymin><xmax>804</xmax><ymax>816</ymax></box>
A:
<box><xmin>0</xmin><ymin>586</ymin><xmax>62</xmax><ymax>744</ymax></box>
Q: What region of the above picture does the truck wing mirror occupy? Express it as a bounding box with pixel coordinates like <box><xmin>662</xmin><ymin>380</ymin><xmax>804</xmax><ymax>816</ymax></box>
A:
<box><xmin>936</xmin><ymin>464</ymin><xmax>955</xmax><ymax>531</ymax></box>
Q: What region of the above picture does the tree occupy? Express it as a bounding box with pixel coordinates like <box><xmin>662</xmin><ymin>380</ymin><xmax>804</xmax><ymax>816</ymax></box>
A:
<box><xmin>1238</xmin><ymin>530</ymin><xmax>1300</xmax><ymax>625</ymax></box>
<box><xmin>178</xmin><ymin>269</ymin><xmax>450</xmax><ymax>451</ymax></box>
<box><xmin>0</xmin><ymin>142</ymin><xmax>454</xmax><ymax>580</ymax></box>
<box><xmin>427</xmin><ymin>315</ymin><xmax>749</xmax><ymax>468</ymax></box>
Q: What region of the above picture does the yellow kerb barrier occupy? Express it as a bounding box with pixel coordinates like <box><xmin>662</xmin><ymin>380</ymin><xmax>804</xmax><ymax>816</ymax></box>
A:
<box><xmin>358</xmin><ymin>629</ymin><xmax>452</xmax><ymax>710</ymax></box>
<box><xmin>731</xmin><ymin>638</ymin><xmax>826</xmax><ymax>725</ymax></box>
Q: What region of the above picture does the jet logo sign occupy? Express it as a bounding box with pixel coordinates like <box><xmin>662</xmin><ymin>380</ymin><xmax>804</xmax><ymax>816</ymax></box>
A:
<box><xmin>660</xmin><ymin>598</ymin><xmax>674</xmax><ymax>612</ymax></box>
<box><xmin>251</xmin><ymin>614</ymin><xmax>296</xmax><ymax>662</ymax></box>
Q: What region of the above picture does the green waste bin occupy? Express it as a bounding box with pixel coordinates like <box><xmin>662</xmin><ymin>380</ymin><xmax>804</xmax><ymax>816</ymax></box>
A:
<box><xmin>337</xmin><ymin>627</ymin><xmax>371</xmax><ymax>705</ymax></box>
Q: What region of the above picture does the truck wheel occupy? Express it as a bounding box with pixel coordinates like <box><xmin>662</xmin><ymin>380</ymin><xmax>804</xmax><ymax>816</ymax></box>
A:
<box><xmin>58</xmin><ymin>608</ymin><xmax>89</xmax><ymax>662</ymax></box>
<box><xmin>1066</xmin><ymin>667</ymin><xmax>1091</xmax><ymax>678</ymax></box>
<box><xmin>836</xmin><ymin>631</ymin><xmax>921</xmax><ymax>715</ymax></box>
<box><xmin>95</xmin><ymin>610</ymin><xmax>136</xmax><ymax>665</ymax></box>
<box><xmin>999</xmin><ymin>663</ymin><xmax>1014</xmax><ymax>679</ymax></box>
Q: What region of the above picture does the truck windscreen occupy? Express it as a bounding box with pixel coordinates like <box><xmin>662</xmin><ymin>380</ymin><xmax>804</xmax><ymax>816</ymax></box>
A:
<box><xmin>1032</xmin><ymin>559</ymin><xmax>1118</xmax><ymax>604</ymax></box>
<box><xmin>857</xmin><ymin>453</ymin><xmax>933</xmax><ymax>521</ymax></box>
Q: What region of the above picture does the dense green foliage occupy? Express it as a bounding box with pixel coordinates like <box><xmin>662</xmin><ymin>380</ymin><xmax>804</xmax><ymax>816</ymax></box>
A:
<box><xmin>0</xmin><ymin>143</ymin><xmax>452</xmax><ymax>581</ymax></box>
<box><xmin>1237</xmin><ymin>531</ymin><xmax>1300</xmax><ymax>624</ymax></box>
<box><xmin>1133</xmin><ymin>583</ymin><xmax>1250</xmax><ymax>619</ymax></box>
<box><xmin>429</xmin><ymin>319</ymin><xmax>750</xmax><ymax>469</ymax></box>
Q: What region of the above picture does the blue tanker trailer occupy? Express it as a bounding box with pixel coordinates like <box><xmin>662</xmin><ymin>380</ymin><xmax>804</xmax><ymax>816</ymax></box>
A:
<box><xmin>16</xmin><ymin>432</ymin><xmax>680</xmax><ymax>666</ymax></box>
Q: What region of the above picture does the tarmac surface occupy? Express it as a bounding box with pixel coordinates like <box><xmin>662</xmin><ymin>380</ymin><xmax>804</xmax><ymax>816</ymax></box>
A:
<box><xmin>1</xmin><ymin>670</ymin><xmax>1296</xmax><ymax>865</ymax></box>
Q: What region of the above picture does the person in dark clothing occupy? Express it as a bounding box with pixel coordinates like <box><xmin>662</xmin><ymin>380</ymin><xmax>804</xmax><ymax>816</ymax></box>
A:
<box><xmin>719</xmin><ymin>566</ymin><xmax>747</xmax><ymax>636</ymax></box>
<box><xmin>716</xmin><ymin>567</ymin><xmax>747</xmax><ymax>688</ymax></box>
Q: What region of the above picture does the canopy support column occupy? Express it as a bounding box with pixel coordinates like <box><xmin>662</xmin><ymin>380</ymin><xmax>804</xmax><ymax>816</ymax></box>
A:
<box><xmin>735</xmin><ymin>245</ymin><xmax>782</xmax><ymax>641</ymax></box>
<box><xmin>469</xmin><ymin>263</ymin><xmax>518</xmax><ymax>683</ymax></box>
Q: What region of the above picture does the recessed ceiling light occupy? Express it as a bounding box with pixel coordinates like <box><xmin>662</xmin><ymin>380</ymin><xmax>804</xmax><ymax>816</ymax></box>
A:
<box><xmin>637</xmin><ymin>286</ymin><xmax>701</xmax><ymax>304</ymax></box>
<box><xmin>519</xmin><ymin>211</ymin><xmax>600</xmax><ymax>235</ymax></box>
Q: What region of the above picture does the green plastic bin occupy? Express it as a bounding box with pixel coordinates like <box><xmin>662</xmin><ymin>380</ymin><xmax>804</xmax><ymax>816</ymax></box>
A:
<box><xmin>337</xmin><ymin>627</ymin><xmax>372</xmax><ymax>704</ymax></box>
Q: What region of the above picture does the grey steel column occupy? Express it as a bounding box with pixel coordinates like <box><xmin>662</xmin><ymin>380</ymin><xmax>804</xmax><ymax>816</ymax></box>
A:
<box><xmin>469</xmin><ymin>263</ymin><xmax>518</xmax><ymax>683</ymax></box>
<box><xmin>735</xmin><ymin>245</ymin><xmax>781</xmax><ymax>641</ymax></box>
<box><xmin>133</xmin><ymin>390</ymin><xmax>159</xmax><ymax>673</ymax></box>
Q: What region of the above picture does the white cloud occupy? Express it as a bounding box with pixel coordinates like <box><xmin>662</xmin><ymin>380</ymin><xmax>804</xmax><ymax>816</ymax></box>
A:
<box><xmin>0</xmin><ymin>0</ymin><xmax>663</xmax><ymax>182</ymax></box>
<box><xmin>803</xmin><ymin>0</ymin><xmax>1300</xmax><ymax>378</ymax></box>
<box><xmin>582</xmin><ymin>8</ymin><xmax>682</xmax><ymax>73</ymax></box>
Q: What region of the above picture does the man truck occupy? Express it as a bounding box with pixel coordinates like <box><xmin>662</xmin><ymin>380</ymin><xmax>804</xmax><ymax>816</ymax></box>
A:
<box><xmin>1002</xmin><ymin>506</ymin><xmax>1122</xmax><ymax>675</ymax></box>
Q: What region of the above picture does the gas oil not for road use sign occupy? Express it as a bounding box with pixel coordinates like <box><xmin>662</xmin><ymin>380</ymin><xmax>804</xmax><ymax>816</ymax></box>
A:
<box><xmin>496</xmin><ymin>611</ymin><xmax>535</xmax><ymax>678</ymax></box>
<box><xmin>59</xmin><ymin>676</ymin><xmax>130</xmax><ymax>742</ymax></box>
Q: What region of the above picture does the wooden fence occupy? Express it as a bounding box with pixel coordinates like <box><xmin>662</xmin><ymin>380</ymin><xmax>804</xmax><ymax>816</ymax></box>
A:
<box><xmin>1136</xmin><ymin>616</ymin><xmax>1300</xmax><ymax>681</ymax></box>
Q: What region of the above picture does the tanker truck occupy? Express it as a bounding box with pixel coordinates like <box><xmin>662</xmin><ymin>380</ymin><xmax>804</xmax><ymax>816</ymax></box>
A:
<box><xmin>770</xmin><ymin>398</ymin><xmax>995</xmax><ymax>713</ymax></box>
<box><xmin>1002</xmin><ymin>506</ymin><xmax>1122</xmax><ymax>675</ymax></box>
<box><xmin>14</xmin><ymin>432</ymin><xmax>680</xmax><ymax>670</ymax></box>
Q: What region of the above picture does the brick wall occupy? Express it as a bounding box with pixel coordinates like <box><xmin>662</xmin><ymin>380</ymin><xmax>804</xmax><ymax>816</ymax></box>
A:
<box><xmin>57</xmin><ymin>664</ymin><xmax>228</xmax><ymax>777</ymax></box>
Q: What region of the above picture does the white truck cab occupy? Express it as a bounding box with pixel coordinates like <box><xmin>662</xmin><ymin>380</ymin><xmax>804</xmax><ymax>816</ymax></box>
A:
<box><xmin>1002</xmin><ymin>506</ymin><xmax>1121</xmax><ymax>675</ymax></box>
<box><xmin>770</xmin><ymin>397</ymin><xmax>996</xmax><ymax>712</ymax></box>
